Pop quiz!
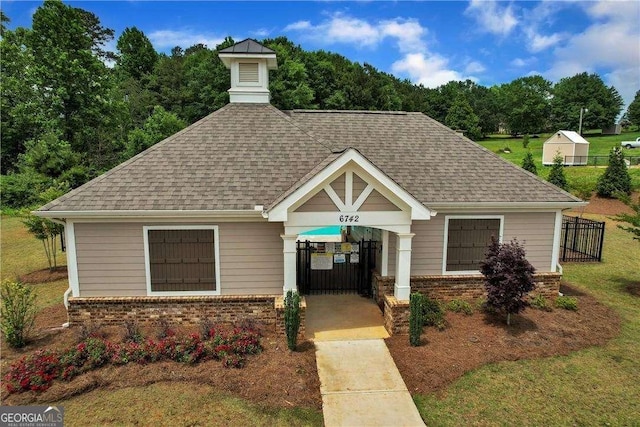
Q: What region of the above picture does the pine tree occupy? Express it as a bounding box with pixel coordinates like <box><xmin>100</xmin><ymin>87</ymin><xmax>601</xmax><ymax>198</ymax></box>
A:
<box><xmin>521</xmin><ymin>151</ymin><xmax>537</xmax><ymax>175</ymax></box>
<box><xmin>596</xmin><ymin>147</ymin><xmax>632</xmax><ymax>198</ymax></box>
<box><xmin>547</xmin><ymin>154</ymin><xmax>568</xmax><ymax>190</ymax></box>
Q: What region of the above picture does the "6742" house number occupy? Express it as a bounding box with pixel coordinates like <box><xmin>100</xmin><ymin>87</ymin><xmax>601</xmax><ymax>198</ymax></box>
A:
<box><xmin>339</xmin><ymin>214</ymin><xmax>360</xmax><ymax>223</ymax></box>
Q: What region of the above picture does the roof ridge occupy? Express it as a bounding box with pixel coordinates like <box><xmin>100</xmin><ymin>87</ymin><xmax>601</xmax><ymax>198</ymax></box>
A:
<box><xmin>419</xmin><ymin>115</ymin><xmax>582</xmax><ymax>203</ymax></box>
<box><xmin>290</xmin><ymin>109</ymin><xmax>408</xmax><ymax>115</ymax></box>
<box><xmin>264</xmin><ymin>105</ymin><xmax>336</xmax><ymax>152</ymax></box>
<box><xmin>39</xmin><ymin>104</ymin><xmax>234</xmax><ymax>212</ymax></box>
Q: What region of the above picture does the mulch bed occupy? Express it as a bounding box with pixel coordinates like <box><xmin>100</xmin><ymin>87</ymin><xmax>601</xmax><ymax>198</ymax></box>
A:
<box><xmin>18</xmin><ymin>266</ymin><xmax>68</xmax><ymax>284</ymax></box>
<box><xmin>0</xmin><ymin>304</ymin><xmax>322</xmax><ymax>410</ymax></box>
<box><xmin>569</xmin><ymin>192</ymin><xmax>637</xmax><ymax>216</ymax></box>
<box><xmin>386</xmin><ymin>284</ymin><xmax>621</xmax><ymax>395</ymax></box>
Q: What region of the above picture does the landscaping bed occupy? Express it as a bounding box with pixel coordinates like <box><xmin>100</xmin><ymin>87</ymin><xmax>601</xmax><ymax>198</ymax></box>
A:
<box><xmin>1</xmin><ymin>304</ymin><xmax>322</xmax><ymax>410</ymax></box>
<box><xmin>386</xmin><ymin>284</ymin><xmax>620</xmax><ymax>395</ymax></box>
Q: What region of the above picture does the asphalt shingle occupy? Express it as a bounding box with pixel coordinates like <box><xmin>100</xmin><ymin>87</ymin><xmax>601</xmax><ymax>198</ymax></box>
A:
<box><xmin>38</xmin><ymin>104</ymin><xmax>580</xmax><ymax>213</ymax></box>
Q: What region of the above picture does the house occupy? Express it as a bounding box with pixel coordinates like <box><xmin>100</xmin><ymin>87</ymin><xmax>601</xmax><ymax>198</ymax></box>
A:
<box><xmin>35</xmin><ymin>39</ymin><xmax>584</xmax><ymax>335</ymax></box>
<box><xmin>542</xmin><ymin>130</ymin><xmax>590</xmax><ymax>166</ymax></box>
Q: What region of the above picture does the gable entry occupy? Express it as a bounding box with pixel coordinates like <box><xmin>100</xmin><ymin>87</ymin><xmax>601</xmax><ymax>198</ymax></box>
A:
<box><xmin>266</xmin><ymin>148</ymin><xmax>435</xmax><ymax>302</ymax></box>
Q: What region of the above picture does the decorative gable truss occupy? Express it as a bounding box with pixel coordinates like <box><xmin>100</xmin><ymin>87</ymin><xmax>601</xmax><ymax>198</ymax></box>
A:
<box><xmin>267</xmin><ymin>149</ymin><xmax>435</xmax><ymax>234</ymax></box>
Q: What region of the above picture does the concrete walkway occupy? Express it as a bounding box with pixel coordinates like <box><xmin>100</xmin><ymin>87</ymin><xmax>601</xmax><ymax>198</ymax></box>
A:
<box><xmin>315</xmin><ymin>339</ymin><xmax>425</xmax><ymax>427</ymax></box>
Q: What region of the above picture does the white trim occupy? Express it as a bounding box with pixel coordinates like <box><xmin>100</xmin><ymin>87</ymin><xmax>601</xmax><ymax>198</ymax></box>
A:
<box><xmin>65</xmin><ymin>221</ymin><xmax>80</xmax><ymax>297</ymax></box>
<box><xmin>345</xmin><ymin>171</ymin><xmax>353</xmax><ymax>207</ymax></box>
<box><xmin>281</xmin><ymin>234</ymin><xmax>298</xmax><ymax>295</ymax></box>
<box><xmin>33</xmin><ymin>210</ymin><xmax>263</xmax><ymax>219</ymax></box>
<box><xmin>441</xmin><ymin>215</ymin><xmax>504</xmax><ymax>275</ymax></box>
<box><xmin>381</xmin><ymin>229</ymin><xmax>389</xmax><ymax>276</ymax></box>
<box><xmin>352</xmin><ymin>185</ymin><xmax>374</xmax><ymax>211</ymax></box>
<box><xmin>551</xmin><ymin>210</ymin><xmax>563</xmax><ymax>272</ymax></box>
<box><xmin>143</xmin><ymin>225</ymin><xmax>221</xmax><ymax>296</ymax></box>
<box><xmin>394</xmin><ymin>232</ymin><xmax>414</xmax><ymax>301</ymax></box>
<box><xmin>323</xmin><ymin>185</ymin><xmax>347</xmax><ymax>211</ymax></box>
<box><xmin>425</xmin><ymin>202</ymin><xmax>585</xmax><ymax>210</ymax></box>
<box><xmin>268</xmin><ymin>149</ymin><xmax>433</xmax><ymax>222</ymax></box>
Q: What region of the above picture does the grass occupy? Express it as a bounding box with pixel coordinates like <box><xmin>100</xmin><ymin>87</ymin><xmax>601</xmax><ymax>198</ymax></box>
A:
<box><xmin>413</xmin><ymin>216</ymin><xmax>640</xmax><ymax>426</ymax></box>
<box><xmin>0</xmin><ymin>215</ymin><xmax>322</xmax><ymax>425</ymax></box>
<box><xmin>59</xmin><ymin>382</ymin><xmax>322</xmax><ymax>427</ymax></box>
<box><xmin>1</xmin><ymin>215</ymin><xmax>68</xmax><ymax>310</ymax></box>
<box><xmin>478</xmin><ymin>131</ymin><xmax>640</xmax><ymax>195</ymax></box>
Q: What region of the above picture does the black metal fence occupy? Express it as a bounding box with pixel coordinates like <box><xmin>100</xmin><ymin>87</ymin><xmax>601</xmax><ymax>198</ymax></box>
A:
<box><xmin>296</xmin><ymin>240</ymin><xmax>377</xmax><ymax>295</ymax></box>
<box><xmin>560</xmin><ymin>215</ymin><xmax>605</xmax><ymax>262</ymax></box>
<box><xmin>564</xmin><ymin>155</ymin><xmax>640</xmax><ymax>166</ymax></box>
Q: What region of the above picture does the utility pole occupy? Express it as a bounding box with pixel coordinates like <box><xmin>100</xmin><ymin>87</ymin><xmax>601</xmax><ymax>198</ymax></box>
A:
<box><xmin>578</xmin><ymin>107</ymin><xmax>588</xmax><ymax>135</ymax></box>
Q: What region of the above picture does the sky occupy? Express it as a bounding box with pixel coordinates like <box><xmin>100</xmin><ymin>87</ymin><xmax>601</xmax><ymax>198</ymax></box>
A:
<box><xmin>3</xmin><ymin>0</ymin><xmax>639</xmax><ymax>110</ymax></box>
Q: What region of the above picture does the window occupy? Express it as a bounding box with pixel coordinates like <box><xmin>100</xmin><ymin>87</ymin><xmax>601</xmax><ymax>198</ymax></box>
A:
<box><xmin>443</xmin><ymin>217</ymin><xmax>502</xmax><ymax>273</ymax></box>
<box><xmin>143</xmin><ymin>226</ymin><xmax>220</xmax><ymax>295</ymax></box>
<box><xmin>238</xmin><ymin>62</ymin><xmax>259</xmax><ymax>83</ymax></box>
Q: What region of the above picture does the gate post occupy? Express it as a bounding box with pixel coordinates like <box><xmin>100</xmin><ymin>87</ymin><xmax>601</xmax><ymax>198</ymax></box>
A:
<box><xmin>281</xmin><ymin>234</ymin><xmax>298</xmax><ymax>295</ymax></box>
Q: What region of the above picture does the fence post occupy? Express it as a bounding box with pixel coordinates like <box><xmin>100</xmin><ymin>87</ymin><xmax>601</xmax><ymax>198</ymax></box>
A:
<box><xmin>597</xmin><ymin>223</ymin><xmax>605</xmax><ymax>262</ymax></box>
<box><xmin>562</xmin><ymin>217</ymin><xmax>570</xmax><ymax>261</ymax></box>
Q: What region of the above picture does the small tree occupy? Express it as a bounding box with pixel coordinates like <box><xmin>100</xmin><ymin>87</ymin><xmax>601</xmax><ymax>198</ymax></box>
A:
<box><xmin>480</xmin><ymin>237</ymin><xmax>536</xmax><ymax>326</ymax></box>
<box><xmin>409</xmin><ymin>293</ymin><xmax>424</xmax><ymax>346</ymax></box>
<box><xmin>547</xmin><ymin>153</ymin><xmax>568</xmax><ymax>191</ymax></box>
<box><xmin>614</xmin><ymin>193</ymin><xmax>640</xmax><ymax>241</ymax></box>
<box><xmin>522</xmin><ymin>134</ymin><xmax>530</xmax><ymax>149</ymax></box>
<box><xmin>521</xmin><ymin>151</ymin><xmax>537</xmax><ymax>175</ymax></box>
<box><xmin>596</xmin><ymin>147</ymin><xmax>632</xmax><ymax>198</ymax></box>
<box><xmin>21</xmin><ymin>214</ymin><xmax>64</xmax><ymax>271</ymax></box>
<box><xmin>284</xmin><ymin>290</ymin><xmax>301</xmax><ymax>351</ymax></box>
<box><xmin>1</xmin><ymin>280</ymin><xmax>37</xmax><ymax>348</ymax></box>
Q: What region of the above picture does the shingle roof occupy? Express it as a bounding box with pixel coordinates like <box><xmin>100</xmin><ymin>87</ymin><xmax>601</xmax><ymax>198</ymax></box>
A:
<box><xmin>218</xmin><ymin>38</ymin><xmax>275</xmax><ymax>54</ymax></box>
<box><xmin>547</xmin><ymin>130</ymin><xmax>590</xmax><ymax>144</ymax></box>
<box><xmin>38</xmin><ymin>104</ymin><xmax>580</xmax><ymax>213</ymax></box>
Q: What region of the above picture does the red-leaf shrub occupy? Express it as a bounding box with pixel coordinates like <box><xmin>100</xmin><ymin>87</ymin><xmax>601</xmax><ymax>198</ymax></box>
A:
<box><xmin>3</xmin><ymin>325</ymin><xmax>262</xmax><ymax>394</ymax></box>
<box><xmin>480</xmin><ymin>237</ymin><xmax>536</xmax><ymax>325</ymax></box>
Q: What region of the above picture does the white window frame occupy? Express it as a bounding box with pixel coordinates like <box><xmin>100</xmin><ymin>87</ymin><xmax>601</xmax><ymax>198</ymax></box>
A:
<box><xmin>143</xmin><ymin>225</ymin><xmax>221</xmax><ymax>296</ymax></box>
<box><xmin>442</xmin><ymin>215</ymin><xmax>504</xmax><ymax>275</ymax></box>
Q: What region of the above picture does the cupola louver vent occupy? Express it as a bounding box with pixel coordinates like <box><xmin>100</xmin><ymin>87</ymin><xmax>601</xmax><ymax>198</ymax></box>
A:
<box><xmin>239</xmin><ymin>63</ymin><xmax>259</xmax><ymax>83</ymax></box>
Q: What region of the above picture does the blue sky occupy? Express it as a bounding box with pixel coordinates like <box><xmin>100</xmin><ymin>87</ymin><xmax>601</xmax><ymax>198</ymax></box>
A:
<box><xmin>3</xmin><ymin>1</ymin><xmax>639</xmax><ymax>109</ymax></box>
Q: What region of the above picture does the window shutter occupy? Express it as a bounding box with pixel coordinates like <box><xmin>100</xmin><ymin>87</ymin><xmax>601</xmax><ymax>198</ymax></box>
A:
<box><xmin>239</xmin><ymin>63</ymin><xmax>259</xmax><ymax>83</ymax></box>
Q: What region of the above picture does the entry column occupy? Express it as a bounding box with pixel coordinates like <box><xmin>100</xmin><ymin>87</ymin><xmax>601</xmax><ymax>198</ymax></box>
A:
<box><xmin>394</xmin><ymin>232</ymin><xmax>415</xmax><ymax>301</ymax></box>
<box><xmin>281</xmin><ymin>234</ymin><xmax>298</xmax><ymax>295</ymax></box>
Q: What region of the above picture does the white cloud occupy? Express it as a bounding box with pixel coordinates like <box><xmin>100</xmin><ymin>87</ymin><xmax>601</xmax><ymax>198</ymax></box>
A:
<box><xmin>285</xmin><ymin>12</ymin><xmax>475</xmax><ymax>88</ymax></box>
<box><xmin>392</xmin><ymin>53</ymin><xmax>467</xmax><ymax>88</ymax></box>
<box><xmin>545</xmin><ymin>0</ymin><xmax>640</xmax><ymax>108</ymax></box>
<box><xmin>510</xmin><ymin>57</ymin><xmax>537</xmax><ymax>68</ymax></box>
<box><xmin>284</xmin><ymin>13</ymin><xmax>425</xmax><ymax>53</ymax></box>
<box><xmin>464</xmin><ymin>0</ymin><xmax>518</xmax><ymax>37</ymax></box>
<box><xmin>148</xmin><ymin>29</ymin><xmax>224</xmax><ymax>50</ymax></box>
<box><xmin>525</xmin><ymin>28</ymin><xmax>565</xmax><ymax>52</ymax></box>
<box><xmin>250</xmin><ymin>28</ymin><xmax>272</xmax><ymax>38</ymax></box>
<box><xmin>464</xmin><ymin>60</ymin><xmax>486</xmax><ymax>74</ymax></box>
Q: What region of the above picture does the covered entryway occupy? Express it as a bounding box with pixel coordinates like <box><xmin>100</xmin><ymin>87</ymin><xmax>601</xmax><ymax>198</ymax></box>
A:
<box><xmin>305</xmin><ymin>294</ymin><xmax>389</xmax><ymax>340</ymax></box>
<box><xmin>296</xmin><ymin>239</ymin><xmax>377</xmax><ymax>295</ymax></box>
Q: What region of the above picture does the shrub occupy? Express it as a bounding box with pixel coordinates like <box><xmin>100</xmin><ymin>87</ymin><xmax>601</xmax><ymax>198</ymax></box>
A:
<box><xmin>422</xmin><ymin>297</ymin><xmax>445</xmax><ymax>330</ymax></box>
<box><xmin>199</xmin><ymin>317</ymin><xmax>214</xmax><ymax>340</ymax></box>
<box><xmin>529</xmin><ymin>294</ymin><xmax>552</xmax><ymax>311</ymax></box>
<box><xmin>409</xmin><ymin>293</ymin><xmax>424</xmax><ymax>346</ymax></box>
<box><xmin>522</xmin><ymin>134</ymin><xmax>530</xmax><ymax>148</ymax></box>
<box><xmin>3</xmin><ymin>350</ymin><xmax>61</xmax><ymax>393</ymax></box>
<box><xmin>555</xmin><ymin>296</ymin><xmax>578</xmax><ymax>311</ymax></box>
<box><xmin>480</xmin><ymin>237</ymin><xmax>536</xmax><ymax>326</ymax></box>
<box><xmin>521</xmin><ymin>151</ymin><xmax>537</xmax><ymax>175</ymax></box>
<box><xmin>0</xmin><ymin>280</ymin><xmax>37</xmax><ymax>348</ymax></box>
<box><xmin>156</xmin><ymin>318</ymin><xmax>175</xmax><ymax>340</ymax></box>
<box><xmin>284</xmin><ymin>290</ymin><xmax>301</xmax><ymax>351</ymax></box>
<box><xmin>76</xmin><ymin>322</ymin><xmax>104</xmax><ymax>342</ymax></box>
<box><xmin>548</xmin><ymin>153</ymin><xmax>568</xmax><ymax>191</ymax></box>
<box><xmin>122</xmin><ymin>319</ymin><xmax>143</xmax><ymax>343</ymax></box>
<box><xmin>445</xmin><ymin>299</ymin><xmax>473</xmax><ymax>315</ymax></box>
<box><xmin>596</xmin><ymin>147</ymin><xmax>632</xmax><ymax>198</ymax></box>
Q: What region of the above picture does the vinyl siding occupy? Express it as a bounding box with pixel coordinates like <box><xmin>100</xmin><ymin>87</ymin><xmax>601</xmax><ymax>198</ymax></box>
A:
<box><xmin>295</xmin><ymin>189</ymin><xmax>338</xmax><ymax>212</ymax></box>
<box><xmin>329</xmin><ymin>173</ymin><xmax>346</xmax><ymax>204</ymax></box>
<box><xmin>74</xmin><ymin>222</ymin><xmax>284</xmax><ymax>297</ymax></box>
<box><xmin>359</xmin><ymin>190</ymin><xmax>401</xmax><ymax>211</ymax></box>
<box><xmin>410</xmin><ymin>212</ymin><xmax>556</xmax><ymax>275</ymax></box>
<box><xmin>352</xmin><ymin>174</ymin><xmax>367</xmax><ymax>200</ymax></box>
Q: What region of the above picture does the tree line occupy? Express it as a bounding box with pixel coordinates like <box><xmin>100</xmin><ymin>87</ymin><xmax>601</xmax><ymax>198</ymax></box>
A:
<box><xmin>1</xmin><ymin>0</ymin><xmax>638</xmax><ymax>209</ymax></box>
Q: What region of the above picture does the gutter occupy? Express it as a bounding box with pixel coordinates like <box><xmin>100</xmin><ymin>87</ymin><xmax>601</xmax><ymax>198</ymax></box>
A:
<box><xmin>425</xmin><ymin>201</ymin><xmax>587</xmax><ymax>211</ymax></box>
<box><xmin>33</xmin><ymin>209</ymin><xmax>265</xmax><ymax>219</ymax></box>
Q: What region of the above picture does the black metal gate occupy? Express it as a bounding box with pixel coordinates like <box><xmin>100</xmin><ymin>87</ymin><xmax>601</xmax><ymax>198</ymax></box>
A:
<box><xmin>297</xmin><ymin>240</ymin><xmax>377</xmax><ymax>295</ymax></box>
<box><xmin>560</xmin><ymin>215</ymin><xmax>605</xmax><ymax>262</ymax></box>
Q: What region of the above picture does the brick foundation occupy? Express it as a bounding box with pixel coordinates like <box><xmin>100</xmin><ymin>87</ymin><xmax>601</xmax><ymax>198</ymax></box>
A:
<box><xmin>68</xmin><ymin>295</ymin><xmax>306</xmax><ymax>338</ymax></box>
<box><xmin>374</xmin><ymin>272</ymin><xmax>561</xmax><ymax>335</ymax></box>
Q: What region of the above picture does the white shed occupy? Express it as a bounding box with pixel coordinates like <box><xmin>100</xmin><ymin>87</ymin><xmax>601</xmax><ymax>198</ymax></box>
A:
<box><xmin>542</xmin><ymin>130</ymin><xmax>590</xmax><ymax>166</ymax></box>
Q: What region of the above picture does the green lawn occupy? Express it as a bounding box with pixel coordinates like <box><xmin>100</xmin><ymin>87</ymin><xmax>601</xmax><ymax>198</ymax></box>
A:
<box><xmin>413</xmin><ymin>216</ymin><xmax>640</xmax><ymax>426</ymax></box>
<box><xmin>477</xmin><ymin>131</ymin><xmax>640</xmax><ymax>196</ymax></box>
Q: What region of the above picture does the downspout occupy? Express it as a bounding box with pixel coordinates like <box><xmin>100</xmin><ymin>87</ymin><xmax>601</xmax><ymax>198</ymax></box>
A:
<box><xmin>49</xmin><ymin>218</ymin><xmax>71</xmax><ymax>328</ymax></box>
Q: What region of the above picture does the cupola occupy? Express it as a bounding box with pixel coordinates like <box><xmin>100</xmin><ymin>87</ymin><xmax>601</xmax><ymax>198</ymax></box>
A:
<box><xmin>218</xmin><ymin>38</ymin><xmax>278</xmax><ymax>104</ymax></box>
